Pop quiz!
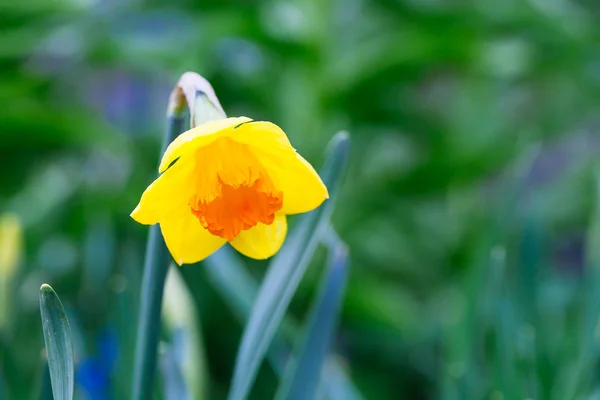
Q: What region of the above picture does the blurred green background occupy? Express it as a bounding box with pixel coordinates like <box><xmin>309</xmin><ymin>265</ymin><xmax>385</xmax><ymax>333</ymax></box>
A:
<box><xmin>2</xmin><ymin>0</ymin><xmax>600</xmax><ymax>399</ymax></box>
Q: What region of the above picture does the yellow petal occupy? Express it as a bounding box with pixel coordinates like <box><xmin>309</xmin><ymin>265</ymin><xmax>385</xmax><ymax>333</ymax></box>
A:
<box><xmin>131</xmin><ymin>158</ymin><xmax>195</xmax><ymax>225</ymax></box>
<box><xmin>273</xmin><ymin>152</ymin><xmax>329</xmax><ymax>214</ymax></box>
<box><xmin>230</xmin><ymin>120</ymin><xmax>293</xmax><ymax>150</ymax></box>
<box><xmin>160</xmin><ymin>208</ymin><xmax>226</xmax><ymax>265</ymax></box>
<box><xmin>159</xmin><ymin>116</ymin><xmax>252</xmax><ymax>173</ymax></box>
<box><xmin>232</xmin><ymin>121</ymin><xmax>329</xmax><ymax>214</ymax></box>
<box><xmin>230</xmin><ymin>214</ymin><xmax>287</xmax><ymax>259</ymax></box>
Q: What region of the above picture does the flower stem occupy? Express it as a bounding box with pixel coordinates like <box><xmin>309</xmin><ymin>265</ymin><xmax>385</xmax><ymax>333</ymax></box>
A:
<box><xmin>131</xmin><ymin>111</ymin><xmax>185</xmax><ymax>400</ymax></box>
<box><xmin>131</xmin><ymin>73</ymin><xmax>225</xmax><ymax>400</ymax></box>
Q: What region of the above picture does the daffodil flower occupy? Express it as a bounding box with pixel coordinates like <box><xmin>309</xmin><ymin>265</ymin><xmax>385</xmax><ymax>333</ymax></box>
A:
<box><xmin>131</xmin><ymin>117</ymin><xmax>328</xmax><ymax>265</ymax></box>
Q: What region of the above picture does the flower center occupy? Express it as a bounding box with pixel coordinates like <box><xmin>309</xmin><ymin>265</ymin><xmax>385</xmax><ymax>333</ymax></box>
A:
<box><xmin>189</xmin><ymin>137</ymin><xmax>283</xmax><ymax>241</ymax></box>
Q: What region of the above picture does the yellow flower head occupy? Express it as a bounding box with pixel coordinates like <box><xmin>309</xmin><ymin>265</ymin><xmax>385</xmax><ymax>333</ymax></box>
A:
<box><xmin>131</xmin><ymin>117</ymin><xmax>328</xmax><ymax>265</ymax></box>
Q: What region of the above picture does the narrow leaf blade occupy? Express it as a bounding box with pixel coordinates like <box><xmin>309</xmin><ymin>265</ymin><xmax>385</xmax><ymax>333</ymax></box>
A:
<box><xmin>204</xmin><ymin>247</ymin><xmax>294</xmax><ymax>375</ymax></box>
<box><xmin>228</xmin><ymin>132</ymin><xmax>351</xmax><ymax>400</ymax></box>
<box><xmin>160</xmin><ymin>329</ymin><xmax>192</xmax><ymax>400</ymax></box>
<box><xmin>205</xmin><ymin>245</ymin><xmax>364</xmax><ymax>400</ymax></box>
<box><xmin>39</xmin><ymin>284</ymin><xmax>74</xmax><ymax>400</ymax></box>
<box><xmin>276</xmin><ymin>231</ymin><xmax>349</xmax><ymax>400</ymax></box>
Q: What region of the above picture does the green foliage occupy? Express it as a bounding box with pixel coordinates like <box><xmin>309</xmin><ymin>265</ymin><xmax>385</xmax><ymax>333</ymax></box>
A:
<box><xmin>39</xmin><ymin>284</ymin><xmax>73</xmax><ymax>400</ymax></box>
<box><xmin>275</xmin><ymin>230</ymin><xmax>349</xmax><ymax>400</ymax></box>
<box><xmin>2</xmin><ymin>0</ymin><xmax>600</xmax><ymax>399</ymax></box>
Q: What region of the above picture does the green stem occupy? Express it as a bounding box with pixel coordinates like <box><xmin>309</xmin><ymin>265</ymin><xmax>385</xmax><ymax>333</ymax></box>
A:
<box><xmin>131</xmin><ymin>114</ymin><xmax>185</xmax><ymax>400</ymax></box>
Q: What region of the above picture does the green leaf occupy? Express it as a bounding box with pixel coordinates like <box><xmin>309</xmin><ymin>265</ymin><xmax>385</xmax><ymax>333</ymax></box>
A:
<box><xmin>39</xmin><ymin>284</ymin><xmax>74</xmax><ymax>400</ymax></box>
<box><xmin>161</xmin><ymin>266</ymin><xmax>207</xmax><ymax>400</ymax></box>
<box><xmin>204</xmin><ymin>247</ymin><xmax>296</xmax><ymax>376</ymax></box>
<box><xmin>227</xmin><ymin>131</ymin><xmax>351</xmax><ymax>400</ymax></box>
<box><xmin>275</xmin><ymin>230</ymin><xmax>349</xmax><ymax>400</ymax></box>
<box><xmin>205</xmin><ymin>245</ymin><xmax>364</xmax><ymax>400</ymax></box>
<box><xmin>160</xmin><ymin>330</ymin><xmax>195</xmax><ymax>400</ymax></box>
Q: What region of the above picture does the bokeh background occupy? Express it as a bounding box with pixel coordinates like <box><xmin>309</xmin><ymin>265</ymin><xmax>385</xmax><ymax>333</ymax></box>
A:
<box><xmin>3</xmin><ymin>0</ymin><xmax>600</xmax><ymax>399</ymax></box>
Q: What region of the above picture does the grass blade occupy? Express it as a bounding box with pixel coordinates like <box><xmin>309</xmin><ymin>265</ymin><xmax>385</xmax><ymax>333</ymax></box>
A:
<box><xmin>205</xmin><ymin>245</ymin><xmax>364</xmax><ymax>400</ymax></box>
<box><xmin>39</xmin><ymin>284</ymin><xmax>74</xmax><ymax>400</ymax></box>
<box><xmin>275</xmin><ymin>230</ymin><xmax>348</xmax><ymax>400</ymax></box>
<box><xmin>227</xmin><ymin>131</ymin><xmax>351</xmax><ymax>400</ymax></box>
<box><xmin>205</xmin><ymin>247</ymin><xmax>296</xmax><ymax>375</ymax></box>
